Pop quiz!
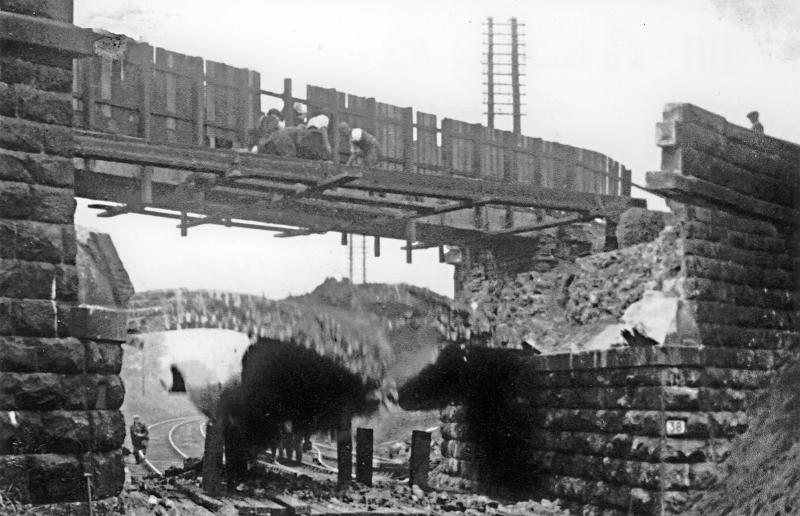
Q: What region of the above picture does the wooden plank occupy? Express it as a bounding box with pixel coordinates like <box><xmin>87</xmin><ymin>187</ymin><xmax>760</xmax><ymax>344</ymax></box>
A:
<box><xmin>80</xmin><ymin>57</ymin><xmax>97</xmax><ymax>131</ymax></box>
<box><xmin>136</xmin><ymin>43</ymin><xmax>153</xmax><ymax>141</ymax></box>
<box><xmin>191</xmin><ymin>56</ymin><xmax>204</xmax><ymax>146</ymax></box>
<box><xmin>240</xmin><ymin>497</ymin><xmax>288</xmax><ymax>515</ymax></box>
<box><xmin>472</xmin><ymin>123</ymin><xmax>484</xmax><ymax>177</ymax></box>
<box><xmin>267</xmin><ymin>493</ymin><xmax>311</xmax><ymax>515</ymax></box>
<box><xmin>414</xmin><ymin>112</ymin><xmax>439</xmax><ymax>173</ymax></box>
<box><xmin>401</xmin><ymin>107</ymin><xmax>414</xmax><ymax>173</ymax></box>
<box><xmin>646</xmin><ymin>170</ymin><xmax>797</xmax><ymax>224</ymax></box>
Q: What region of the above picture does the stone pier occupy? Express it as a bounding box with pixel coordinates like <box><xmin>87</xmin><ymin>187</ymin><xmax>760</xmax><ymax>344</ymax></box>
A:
<box><xmin>0</xmin><ymin>0</ymin><xmax>127</xmax><ymax>507</ymax></box>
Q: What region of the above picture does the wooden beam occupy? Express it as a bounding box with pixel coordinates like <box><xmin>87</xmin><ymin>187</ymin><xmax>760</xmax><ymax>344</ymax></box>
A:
<box><xmin>403</xmin><ymin>198</ymin><xmax>494</xmax><ymax>219</ymax></box>
<box><xmin>273</xmin><ymin>228</ymin><xmax>325</xmax><ymax>238</ymax></box>
<box><xmin>488</xmin><ymin>214</ymin><xmax>595</xmax><ymax>236</ymax></box>
<box><xmin>73</xmin><ymin>132</ymin><xmax>645</xmax><ymax>216</ymax></box>
<box><xmin>87</xmin><ymin>203</ymin><xmax>305</xmax><ymax>233</ymax></box>
<box><xmin>74</xmin><ymin>170</ymin><xmax>584</xmax><ymax>249</ymax></box>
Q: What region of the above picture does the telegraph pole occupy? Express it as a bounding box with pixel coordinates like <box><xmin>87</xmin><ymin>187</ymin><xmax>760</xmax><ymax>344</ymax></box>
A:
<box><xmin>483</xmin><ymin>17</ymin><xmax>526</xmax><ymax>133</ymax></box>
<box><xmin>486</xmin><ymin>17</ymin><xmax>495</xmax><ymax>129</ymax></box>
<box><xmin>510</xmin><ymin>17</ymin><xmax>522</xmax><ymax>134</ymax></box>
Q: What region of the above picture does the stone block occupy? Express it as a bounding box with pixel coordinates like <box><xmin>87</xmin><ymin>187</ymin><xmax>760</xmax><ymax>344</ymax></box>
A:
<box><xmin>0</xmin><ymin>409</ymin><xmax>125</xmax><ymax>454</ymax></box>
<box><xmin>0</xmin><ymin>82</ymin><xmax>14</xmax><ymax>116</ymax></box>
<box><xmin>0</xmin><ymin>115</ymin><xmax>45</xmax><ymax>153</ymax></box>
<box><xmin>30</xmin><ymin>184</ymin><xmax>76</xmax><ymax>223</ymax></box>
<box><xmin>0</xmin><ymin>372</ymin><xmax>123</xmax><ymax>410</ymax></box>
<box><xmin>85</xmin><ymin>340</ymin><xmax>124</xmax><ymax>374</ymax></box>
<box><xmin>0</xmin><ymin>336</ymin><xmax>85</xmax><ymax>373</ymax></box>
<box><xmin>0</xmin><ymin>56</ymin><xmax>73</xmax><ymax>92</ymax></box>
<box><xmin>75</xmin><ymin>373</ymin><xmax>125</xmax><ymax>411</ymax></box>
<box><xmin>682</xmin><ymin>238</ymin><xmax>794</xmax><ymax>272</ymax></box>
<box><xmin>87</xmin><ymin>450</ymin><xmax>125</xmax><ymax>499</ymax></box>
<box><xmin>90</xmin><ymin>410</ymin><xmax>126</xmax><ymax>451</ymax></box>
<box><xmin>43</xmin><ymin>122</ymin><xmax>74</xmax><ymax>156</ymax></box>
<box><xmin>0</xmin><ymin>260</ymin><xmax>77</xmax><ymax>300</ymax></box>
<box><xmin>0</xmin><ymin>149</ymin><xmax>75</xmax><ymax>187</ymax></box>
<box><xmin>691</xmin><ymin>299</ymin><xmax>795</xmax><ymax>330</ymax></box>
<box><xmin>701</xmin><ymin>346</ymin><xmax>776</xmax><ymax>370</ymax></box>
<box><xmin>14</xmin><ymin>83</ymin><xmax>73</xmax><ymax>126</ymax></box>
<box><xmin>697</xmin><ymin>387</ymin><xmax>756</xmax><ymax>412</ymax></box>
<box><xmin>0</xmin><ymin>454</ymin><xmax>31</xmax><ymax>501</ymax></box>
<box><xmin>616</xmin><ymin>207</ymin><xmax>668</xmax><ymax>247</ymax></box>
<box><xmin>67</xmin><ymin>306</ymin><xmax>128</xmax><ymax>342</ymax></box>
<box><xmin>0</xmin><ymin>297</ymin><xmax>60</xmax><ymax>337</ymax></box>
<box><xmin>27</xmin><ymin>453</ymin><xmax>84</xmax><ymax>503</ymax></box>
<box><xmin>0</xmin><ymin>219</ymin><xmax>76</xmax><ymax>264</ymax></box>
<box><xmin>0</xmin><ymin>0</ymin><xmax>74</xmax><ymax>22</ymax></box>
<box><xmin>0</xmin><ymin>182</ymin><xmax>75</xmax><ymax>223</ymax></box>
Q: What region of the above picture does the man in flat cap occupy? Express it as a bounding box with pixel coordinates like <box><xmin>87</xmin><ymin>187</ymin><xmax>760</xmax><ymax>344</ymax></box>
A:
<box><xmin>747</xmin><ymin>111</ymin><xmax>764</xmax><ymax>134</ymax></box>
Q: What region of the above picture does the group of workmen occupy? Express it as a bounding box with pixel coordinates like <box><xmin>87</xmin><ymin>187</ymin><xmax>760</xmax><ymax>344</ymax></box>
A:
<box><xmin>251</xmin><ymin>102</ymin><xmax>382</xmax><ymax>167</ymax></box>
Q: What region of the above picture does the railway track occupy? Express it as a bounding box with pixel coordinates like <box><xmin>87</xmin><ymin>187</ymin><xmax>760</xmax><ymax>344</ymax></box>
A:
<box><xmin>139</xmin><ymin>416</ymin><xmax>425</xmax><ymax>481</ymax></box>
<box><xmin>141</xmin><ymin>415</ymin><xmax>206</xmax><ymax>476</ymax></box>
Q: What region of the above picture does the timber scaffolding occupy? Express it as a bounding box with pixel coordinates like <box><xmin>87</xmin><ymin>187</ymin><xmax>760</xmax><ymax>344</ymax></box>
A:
<box><xmin>2</xmin><ymin>11</ymin><xmax>645</xmax><ymax>260</ymax></box>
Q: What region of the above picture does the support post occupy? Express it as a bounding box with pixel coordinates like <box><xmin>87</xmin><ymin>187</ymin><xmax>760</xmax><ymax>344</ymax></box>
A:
<box><xmin>282</xmin><ymin>78</ymin><xmax>295</xmax><ymax>127</ymax></box>
<box><xmin>374</xmin><ymin>236</ymin><xmax>381</xmax><ymax>257</ymax></box>
<box><xmin>438</xmin><ymin>245</ymin><xmax>445</xmax><ymax>263</ymax></box>
<box><xmin>355</xmin><ymin>428</ymin><xmax>373</xmax><ymax>486</ymax></box>
<box><xmin>140</xmin><ymin>166</ymin><xmax>153</xmax><ymax>204</ymax></box>
<box><xmin>202</xmin><ymin>419</ymin><xmax>224</xmax><ymax>496</ymax></box>
<box><xmin>180</xmin><ymin>211</ymin><xmax>188</xmax><ymax>237</ymax></box>
<box><xmin>336</xmin><ymin>417</ymin><xmax>353</xmax><ymax>487</ymax></box>
<box><xmin>409</xmin><ymin>430</ymin><xmax>431</xmax><ymax>488</ymax></box>
<box><xmin>406</xmin><ymin>220</ymin><xmax>416</xmax><ymax>264</ymax></box>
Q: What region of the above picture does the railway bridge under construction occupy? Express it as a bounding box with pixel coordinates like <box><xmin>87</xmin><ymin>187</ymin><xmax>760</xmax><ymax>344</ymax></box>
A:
<box><xmin>2</xmin><ymin>2</ymin><xmax>799</xmax><ymax>515</ymax></box>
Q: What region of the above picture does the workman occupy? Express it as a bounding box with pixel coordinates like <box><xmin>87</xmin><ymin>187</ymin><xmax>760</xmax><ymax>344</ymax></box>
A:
<box><xmin>130</xmin><ymin>415</ymin><xmax>149</xmax><ymax>464</ymax></box>
<box><xmin>346</xmin><ymin>127</ymin><xmax>382</xmax><ymax>167</ymax></box>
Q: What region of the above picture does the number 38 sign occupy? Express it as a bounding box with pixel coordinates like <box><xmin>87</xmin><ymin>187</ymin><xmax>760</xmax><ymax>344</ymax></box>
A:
<box><xmin>666</xmin><ymin>419</ymin><xmax>687</xmax><ymax>436</ymax></box>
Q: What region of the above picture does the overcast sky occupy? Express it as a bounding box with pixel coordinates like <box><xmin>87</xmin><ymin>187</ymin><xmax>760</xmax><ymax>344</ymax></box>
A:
<box><xmin>73</xmin><ymin>0</ymin><xmax>800</xmax><ymax>299</ymax></box>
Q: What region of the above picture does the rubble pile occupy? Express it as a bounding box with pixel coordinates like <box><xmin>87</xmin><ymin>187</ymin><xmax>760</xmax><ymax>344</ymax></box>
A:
<box><xmin>459</xmin><ymin>226</ymin><xmax>680</xmax><ymax>353</ymax></box>
<box><xmin>110</xmin><ymin>467</ymin><xmax>568</xmax><ymax>516</ymax></box>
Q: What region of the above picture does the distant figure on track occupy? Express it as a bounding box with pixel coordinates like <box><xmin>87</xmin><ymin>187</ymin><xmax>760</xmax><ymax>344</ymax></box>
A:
<box><xmin>130</xmin><ymin>415</ymin><xmax>149</xmax><ymax>464</ymax></box>
<box><xmin>747</xmin><ymin>111</ymin><xmax>764</xmax><ymax>134</ymax></box>
<box><xmin>346</xmin><ymin>127</ymin><xmax>382</xmax><ymax>167</ymax></box>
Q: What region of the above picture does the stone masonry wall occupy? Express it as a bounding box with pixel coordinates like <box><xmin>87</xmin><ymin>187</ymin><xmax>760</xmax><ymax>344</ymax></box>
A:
<box><xmin>0</xmin><ymin>2</ymin><xmax>128</xmax><ymax>506</ymax></box>
<box><xmin>434</xmin><ymin>346</ymin><xmax>771</xmax><ymax>514</ymax></box>
<box><xmin>442</xmin><ymin>104</ymin><xmax>799</xmax><ymax>515</ymax></box>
